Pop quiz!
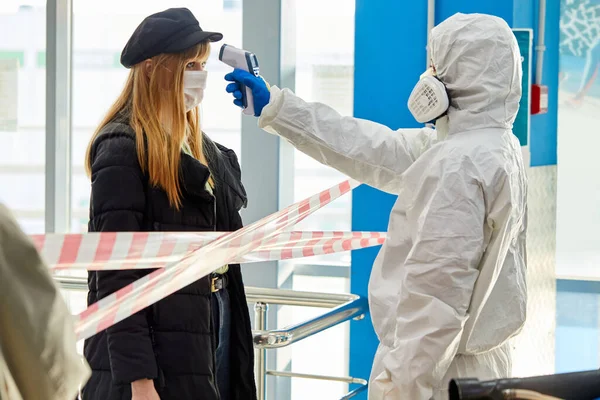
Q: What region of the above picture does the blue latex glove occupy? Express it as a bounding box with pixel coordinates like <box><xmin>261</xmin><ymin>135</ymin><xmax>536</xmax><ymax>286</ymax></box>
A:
<box><xmin>224</xmin><ymin>69</ymin><xmax>271</xmax><ymax>117</ymax></box>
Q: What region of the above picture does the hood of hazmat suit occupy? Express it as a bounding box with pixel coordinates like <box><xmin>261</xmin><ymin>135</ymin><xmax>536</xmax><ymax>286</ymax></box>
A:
<box><xmin>0</xmin><ymin>203</ymin><xmax>90</xmax><ymax>400</ymax></box>
<box><xmin>257</xmin><ymin>12</ymin><xmax>527</xmax><ymax>400</ymax></box>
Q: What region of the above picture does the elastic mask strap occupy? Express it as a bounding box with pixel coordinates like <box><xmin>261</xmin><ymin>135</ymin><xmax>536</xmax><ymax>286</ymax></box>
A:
<box><xmin>420</xmin><ymin>65</ymin><xmax>449</xmax><ymax>124</ymax></box>
<box><xmin>428</xmin><ymin>75</ymin><xmax>450</xmax><ymax>124</ymax></box>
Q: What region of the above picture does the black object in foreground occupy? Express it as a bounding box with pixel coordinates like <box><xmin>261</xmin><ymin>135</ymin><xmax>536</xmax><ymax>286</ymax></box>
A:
<box><xmin>449</xmin><ymin>369</ymin><xmax>600</xmax><ymax>400</ymax></box>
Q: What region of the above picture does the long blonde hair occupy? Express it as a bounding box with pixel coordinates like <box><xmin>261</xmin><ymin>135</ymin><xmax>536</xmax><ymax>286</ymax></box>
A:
<box><xmin>84</xmin><ymin>42</ymin><xmax>212</xmax><ymax>210</ymax></box>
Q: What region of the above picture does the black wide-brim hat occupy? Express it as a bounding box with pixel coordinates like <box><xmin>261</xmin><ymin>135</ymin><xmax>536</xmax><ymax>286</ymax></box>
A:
<box><xmin>120</xmin><ymin>7</ymin><xmax>223</xmax><ymax>68</ymax></box>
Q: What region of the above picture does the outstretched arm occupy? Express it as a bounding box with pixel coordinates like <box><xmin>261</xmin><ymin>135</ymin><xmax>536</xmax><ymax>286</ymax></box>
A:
<box><xmin>226</xmin><ymin>70</ymin><xmax>436</xmax><ymax>195</ymax></box>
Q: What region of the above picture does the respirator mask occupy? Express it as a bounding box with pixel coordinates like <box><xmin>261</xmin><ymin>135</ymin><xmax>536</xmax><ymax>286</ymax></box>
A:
<box><xmin>183</xmin><ymin>70</ymin><xmax>208</xmax><ymax>112</ymax></box>
<box><xmin>407</xmin><ymin>67</ymin><xmax>450</xmax><ymax>136</ymax></box>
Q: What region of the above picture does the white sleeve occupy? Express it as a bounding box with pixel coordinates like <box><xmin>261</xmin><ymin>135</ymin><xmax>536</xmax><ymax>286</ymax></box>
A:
<box><xmin>258</xmin><ymin>86</ymin><xmax>436</xmax><ymax>195</ymax></box>
<box><xmin>381</xmin><ymin>158</ymin><xmax>485</xmax><ymax>398</ymax></box>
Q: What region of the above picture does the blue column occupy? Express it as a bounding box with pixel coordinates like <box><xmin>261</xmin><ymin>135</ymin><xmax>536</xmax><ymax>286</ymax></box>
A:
<box><xmin>513</xmin><ymin>0</ymin><xmax>559</xmax><ymax>167</ymax></box>
<box><xmin>435</xmin><ymin>0</ymin><xmax>513</xmax><ymax>25</ymax></box>
<box><xmin>351</xmin><ymin>0</ymin><xmax>428</xmax><ymax>394</ymax></box>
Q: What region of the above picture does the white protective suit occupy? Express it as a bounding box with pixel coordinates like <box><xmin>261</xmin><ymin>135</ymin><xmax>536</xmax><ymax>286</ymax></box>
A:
<box><xmin>257</xmin><ymin>13</ymin><xmax>527</xmax><ymax>400</ymax></box>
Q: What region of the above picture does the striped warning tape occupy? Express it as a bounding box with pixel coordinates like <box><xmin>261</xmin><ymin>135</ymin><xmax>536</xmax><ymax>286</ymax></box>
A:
<box><xmin>73</xmin><ymin>179</ymin><xmax>360</xmax><ymax>341</ymax></box>
<box><xmin>39</xmin><ymin>180</ymin><xmax>381</xmax><ymax>341</ymax></box>
<box><xmin>36</xmin><ymin>230</ymin><xmax>385</xmax><ymax>270</ymax></box>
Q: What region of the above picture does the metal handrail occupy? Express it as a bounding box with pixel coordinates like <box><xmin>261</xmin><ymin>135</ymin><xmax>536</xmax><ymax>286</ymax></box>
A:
<box><xmin>266</xmin><ymin>371</ymin><xmax>368</xmax><ymax>400</ymax></box>
<box><xmin>245</xmin><ymin>286</ymin><xmax>358</xmax><ymax>308</ymax></box>
<box><xmin>266</xmin><ymin>370</ymin><xmax>367</xmax><ymax>385</ymax></box>
<box><xmin>253</xmin><ymin>297</ymin><xmax>367</xmax><ymax>349</ymax></box>
<box><xmin>54</xmin><ymin>276</ymin><xmax>369</xmax><ymax>400</ymax></box>
<box><xmin>55</xmin><ymin>276</ymin><xmax>87</xmax><ymax>291</ymax></box>
<box><xmin>250</xmin><ymin>294</ymin><xmax>367</xmax><ymax>400</ymax></box>
<box><xmin>341</xmin><ymin>384</ymin><xmax>369</xmax><ymax>400</ymax></box>
<box><xmin>54</xmin><ymin>276</ymin><xmax>366</xmax><ymax>349</ymax></box>
<box><xmin>54</xmin><ymin>276</ymin><xmax>357</xmax><ymax>308</ymax></box>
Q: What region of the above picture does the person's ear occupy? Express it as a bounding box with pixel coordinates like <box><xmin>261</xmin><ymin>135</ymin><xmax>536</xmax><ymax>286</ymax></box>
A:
<box><xmin>144</xmin><ymin>59</ymin><xmax>153</xmax><ymax>77</ymax></box>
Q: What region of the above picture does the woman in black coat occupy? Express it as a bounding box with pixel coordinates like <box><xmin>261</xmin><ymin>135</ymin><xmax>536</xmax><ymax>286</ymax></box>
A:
<box><xmin>81</xmin><ymin>8</ymin><xmax>256</xmax><ymax>400</ymax></box>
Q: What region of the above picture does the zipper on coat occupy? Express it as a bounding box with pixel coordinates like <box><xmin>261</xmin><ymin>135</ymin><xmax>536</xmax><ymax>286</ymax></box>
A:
<box><xmin>213</xmin><ymin>195</ymin><xmax>217</xmax><ymax>232</ymax></box>
<box><xmin>149</xmin><ymin>325</ymin><xmax>166</xmax><ymax>389</ymax></box>
<box><xmin>209</xmin><ymin>188</ymin><xmax>221</xmax><ymax>399</ymax></box>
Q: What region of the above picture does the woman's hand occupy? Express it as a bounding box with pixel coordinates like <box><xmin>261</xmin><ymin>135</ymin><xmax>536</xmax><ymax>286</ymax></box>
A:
<box><xmin>131</xmin><ymin>379</ymin><xmax>160</xmax><ymax>400</ymax></box>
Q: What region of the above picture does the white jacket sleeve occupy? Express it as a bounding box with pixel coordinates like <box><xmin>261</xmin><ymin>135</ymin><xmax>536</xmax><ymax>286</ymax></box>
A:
<box><xmin>258</xmin><ymin>86</ymin><xmax>436</xmax><ymax>195</ymax></box>
<box><xmin>378</xmin><ymin>157</ymin><xmax>485</xmax><ymax>399</ymax></box>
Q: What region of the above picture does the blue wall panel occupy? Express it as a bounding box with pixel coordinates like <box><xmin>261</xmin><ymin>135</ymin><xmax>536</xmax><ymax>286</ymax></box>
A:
<box><xmin>513</xmin><ymin>0</ymin><xmax>560</xmax><ymax>166</ymax></box>
<box><xmin>529</xmin><ymin>0</ymin><xmax>559</xmax><ymax>167</ymax></box>
<box><xmin>351</xmin><ymin>0</ymin><xmax>427</xmax><ymax>394</ymax></box>
<box><xmin>514</xmin><ymin>29</ymin><xmax>534</xmax><ymax>147</ymax></box>
<box><xmin>435</xmin><ymin>0</ymin><xmax>514</xmax><ymax>25</ymax></box>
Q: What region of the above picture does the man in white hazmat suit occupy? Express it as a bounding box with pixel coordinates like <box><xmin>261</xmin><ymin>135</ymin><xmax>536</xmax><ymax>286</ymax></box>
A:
<box><xmin>225</xmin><ymin>12</ymin><xmax>527</xmax><ymax>400</ymax></box>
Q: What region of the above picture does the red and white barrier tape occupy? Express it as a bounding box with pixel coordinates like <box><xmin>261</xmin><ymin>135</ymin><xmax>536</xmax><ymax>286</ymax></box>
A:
<box><xmin>246</xmin><ymin>230</ymin><xmax>385</xmax><ymax>262</ymax></box>
<box><xmin>35</xmin><ymin>180</ymin><xmax>383</xmax><ymax>341</ymax></box>
<box><xmin>35</xmin><ymin>231</ymin><xmax>385</xmax><ymax>270</ymax></box>
<box><xmin>34</xmin><ymin>231</ymin><xmax>221</xmax><ymax>271</ymax></box>
<box><xmin>74</xmin><ymin>179</ymin><xmax>360</xmax><ymax>341</ymax></box>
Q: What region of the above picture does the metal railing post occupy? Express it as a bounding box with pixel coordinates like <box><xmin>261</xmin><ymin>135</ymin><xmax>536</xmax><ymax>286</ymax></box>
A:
<box><xmin>254</xmin><ymin>302</ymin><xmax>268</xmax><ymax>400</ymax></box>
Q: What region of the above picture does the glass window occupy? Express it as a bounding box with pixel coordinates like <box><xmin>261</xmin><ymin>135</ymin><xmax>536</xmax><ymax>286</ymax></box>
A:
<box><xmin>0</xmin><ymin>1</ymin><xmax>46</xmax><ymax>233</ymax></box>
<box><xmin>556</xmin><ymin>0</ymin><xmax>600</xmax><ymax>280</ymax></box>
<box><xmin>71</xmin><ymin>0</ymin><xmax>242</xmax><ymax>233</ymax></box>
<box><xmin>223</xmin><ymin>0</ymin><xmax>241</xmax><ymax>10</ymax></box>
<box><xmin>276</xmin><ymin>275</ymin><xmax>350</xmax><ymax>399</ymax></box>
<box><xmin>554</xmin><ymin>0</ymin><xmax>600</xmax><ymax>373</ymax></box>
<box><xmin>292</xmin><ymin>0</ymin><xmax>355</xmax><ymax>263</ymax></box>
<box><xmin>277</xmin><ymin>1</ymin><xmax>356</xmax><ymax>398</ymax></box>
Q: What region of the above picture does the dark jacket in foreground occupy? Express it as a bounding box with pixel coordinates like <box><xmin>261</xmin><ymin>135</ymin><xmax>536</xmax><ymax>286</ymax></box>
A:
<box><xmin>81</xmin><ymin>120</ymin><xmax>256</xmax><ymax>400</ymax></box>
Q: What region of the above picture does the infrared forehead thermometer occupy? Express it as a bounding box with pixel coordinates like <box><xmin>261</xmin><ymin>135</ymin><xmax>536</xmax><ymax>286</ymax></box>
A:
<box><xmin>219</xmin><ymin>44</ymin><xmax>260</xmax><ymax>116</ymax></box>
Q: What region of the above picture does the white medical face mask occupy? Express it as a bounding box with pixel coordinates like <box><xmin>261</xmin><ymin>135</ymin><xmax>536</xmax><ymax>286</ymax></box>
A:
<box><xmin>183</xmin><ymin>70</ymin><xmax>208</xmax><ymax>112</ymax></box>
<box><xmin>407</xmin><ymin>67</ymin><xmax>449</xmax><ymax>124</ymax></box>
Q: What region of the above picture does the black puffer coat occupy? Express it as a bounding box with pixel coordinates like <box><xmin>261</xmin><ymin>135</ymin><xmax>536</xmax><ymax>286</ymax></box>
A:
<box><xmin>81</xmin><ymin>121</ymin><xmax>257</xmax><ymax>400</ymax></box>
